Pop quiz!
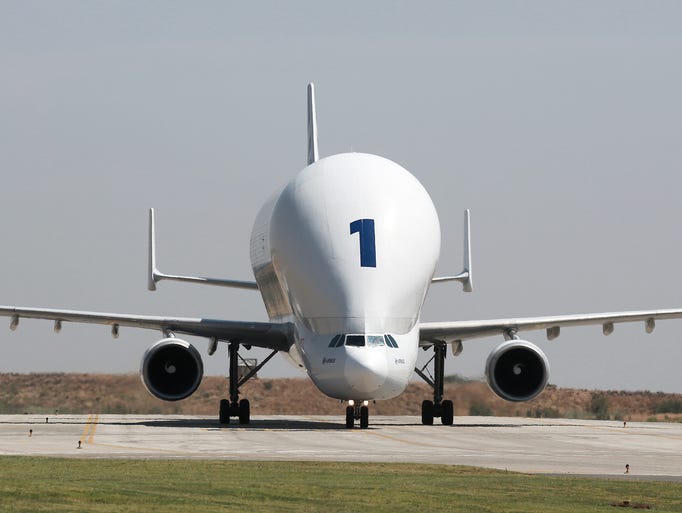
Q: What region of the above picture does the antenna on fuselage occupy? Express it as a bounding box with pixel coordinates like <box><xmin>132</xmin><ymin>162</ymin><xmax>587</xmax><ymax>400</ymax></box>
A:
<box><xmin>307</xmin><ymin>82</ymin><xmax>319</xmax><ymax>165</ymax></box>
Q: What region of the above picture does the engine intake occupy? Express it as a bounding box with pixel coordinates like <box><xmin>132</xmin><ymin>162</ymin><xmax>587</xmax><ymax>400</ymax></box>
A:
<box><xmin>141</xmin><ymin>338</ymin><xmax>203</xmax><ymax>401</ymax></box>
<box><xmin>485</xmin><ymin>340</ymin><xmax>549</xmax><ymax>402</ymax></box>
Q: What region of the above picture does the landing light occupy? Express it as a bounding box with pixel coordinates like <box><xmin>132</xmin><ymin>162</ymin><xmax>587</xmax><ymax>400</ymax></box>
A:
<box><xmin>348</xmin><ymin>400</ymin><xmax>355</xmax><ymax>406</ymax></box>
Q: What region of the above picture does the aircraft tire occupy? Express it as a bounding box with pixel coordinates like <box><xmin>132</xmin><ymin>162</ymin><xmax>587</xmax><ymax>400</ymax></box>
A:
<box><xmin>219</xmin><ymin>399</ymin><xmax>230</xmax><ymax>424</ymax></box>
<box><xmin>441</xmin><ymin>400</ymin><xmax>454</xmax><ymax>425</ymax></box>
<box><xmin>360</xmin><ymin>405</ymin><xmax>369</xmax><ymax>429</ymax></box>
<box><xmin>238</xmin><ymin>399</ymin><xmax>250</xmax><ymax>424</ymax></box>
<box><xmin>345</xmin><ymin>406</ymin><xmax>354</xmax><ymax>429</ymax></box>
<box><xmin>421</xmin><ymin>400</ymin><xmax>434</xmax><ymax>425</ymax></box>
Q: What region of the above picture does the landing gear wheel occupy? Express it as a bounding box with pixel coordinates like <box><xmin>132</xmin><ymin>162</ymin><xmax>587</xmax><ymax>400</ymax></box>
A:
<box><xmin>360</xmin><ymin>405</ymin><xmax>369</xmax><ymax>429</ymax></box>
<box><xmin>345</xmin><ymin>406</ymin><xmax>355</xmax><ymax>429</ymax></box>
<box><xmin>441</xmin><ymin>400</ymin><xmax>454</xmax><ymax>425</ymax></box>
<box><xmin>219</xmin><ymin>399</ymin><xmax>230</xmax><ymax>425</ymax></box>
<box><xmin>421</xmin><ymin>400</ymin><xmax>434</xmax><ymax>425</ymax></box>
<box><xmin>238</xmin><ymin>399</ymin><xmax>250</xmax><ymax>424</ymax></box>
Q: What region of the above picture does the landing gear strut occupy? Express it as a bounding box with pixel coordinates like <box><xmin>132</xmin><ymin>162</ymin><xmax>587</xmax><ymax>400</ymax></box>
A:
<box><xmin>345</xmin><ymin>401</ymin><xmax>369</xmax><ymax>429</ymax></box>
<box><xmin>219</xmin><ymin>342</ymin><xmax>278</xmax><ymax>425</ymax></box>
<box><xmin>415</xmin><ymin>343</ymin><xmax>454</xmax><ymax>425</ymax></box>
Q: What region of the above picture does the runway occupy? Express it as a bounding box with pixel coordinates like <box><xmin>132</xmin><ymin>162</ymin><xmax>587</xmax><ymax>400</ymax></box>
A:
<box><xmin>1</xmin><ymin>415</ymin><xmax>680</xmax><ymax>479</ymax></box>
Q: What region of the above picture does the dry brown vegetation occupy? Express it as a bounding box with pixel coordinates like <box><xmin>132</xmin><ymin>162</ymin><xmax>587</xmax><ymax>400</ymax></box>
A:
<box><xmin>1</xmin><ymin>373</ymin><xmax>681</xmax><ymax>422</ymax></box>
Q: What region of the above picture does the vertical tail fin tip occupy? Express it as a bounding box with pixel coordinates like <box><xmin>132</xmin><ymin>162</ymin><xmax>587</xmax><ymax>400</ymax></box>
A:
<box><xmin>307</xmin><ymin>82</ymin><xmax>319</xmax><ymax>165</ymax></box>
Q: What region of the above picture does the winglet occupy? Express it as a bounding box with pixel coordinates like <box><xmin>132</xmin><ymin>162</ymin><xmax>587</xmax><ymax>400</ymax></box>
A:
<box><xmin>148</xmin><ymin>208</ymin><xmax>159</xmax><ymax>291</ymax></box>
<box><xmin>431</xmin><ymin>209</ymin><xmax>473</xmax><ymax>292</ymax></box>
<box><xmin>461</xmin><ymin>208</ymin><xmax>473</xmax><ymax>292</ymax></box>
<box><xmin>307</xmin><ymin>82</ymin><xmax>319</xmax><ymax>165</ymax></box>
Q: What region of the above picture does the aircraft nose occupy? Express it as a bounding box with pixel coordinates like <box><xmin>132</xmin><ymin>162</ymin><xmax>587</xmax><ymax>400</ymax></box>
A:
<box><xmin>344</xmin><ymin>350</ymin><xmax>388</xmax><ymax>396</ymax></box>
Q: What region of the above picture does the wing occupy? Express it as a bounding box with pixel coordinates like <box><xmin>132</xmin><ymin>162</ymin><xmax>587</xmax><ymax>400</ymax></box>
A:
<box><xmin>419</xmin><ymin>308</ymin><xmax>682</xmax><ymax>345</ymax></box>
<box><xmin>0</xmin><ymin>306</ymin><xmax>293</xmax><ymax>352</ymax></box>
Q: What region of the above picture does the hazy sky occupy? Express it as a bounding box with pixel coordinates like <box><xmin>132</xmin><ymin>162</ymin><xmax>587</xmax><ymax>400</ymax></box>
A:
<box><xmin>1</xmin><ymin>2</ymin><xmax>681</xmax><ymax>394</ymax></box>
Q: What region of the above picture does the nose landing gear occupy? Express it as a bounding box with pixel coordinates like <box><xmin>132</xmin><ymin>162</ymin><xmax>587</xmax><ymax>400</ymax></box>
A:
<box><xmin>345</xmin><ymin>401</ymin><xmax>369</xmax><ymax>429</ymax></box>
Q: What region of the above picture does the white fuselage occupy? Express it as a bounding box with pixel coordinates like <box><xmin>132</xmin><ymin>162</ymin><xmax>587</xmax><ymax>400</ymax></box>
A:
<box><xmin>250</xmin><ymin>153</ymin><xmax>440</xmax><ymax>401</ymax></box>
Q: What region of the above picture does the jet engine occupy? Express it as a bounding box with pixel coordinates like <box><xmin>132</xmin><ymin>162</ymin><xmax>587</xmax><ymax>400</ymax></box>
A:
<box><xmin>485</xmin><ymin>340</ymin><xmax>549</xmax><ymax>402</ymax></box>
<box><xmin>141</xmin><ymin>338</ymin><xmax>203</xmax><ymax>401</ymax></box>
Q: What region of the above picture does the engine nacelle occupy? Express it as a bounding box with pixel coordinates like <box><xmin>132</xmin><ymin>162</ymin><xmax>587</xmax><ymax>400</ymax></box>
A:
<box><xmin>485</xmin><ymin>340</ymin><xmax>550</xmax><ymax>402</ymax></box>
<box><xmin>141</xmin><ymin>338</ymin><xmax>203</xmax><ymax>401</ymax></box>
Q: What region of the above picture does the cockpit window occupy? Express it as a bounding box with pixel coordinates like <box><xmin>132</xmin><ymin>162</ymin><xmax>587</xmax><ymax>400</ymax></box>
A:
<box><xmin>339</xmin><ymin>334</ymin><xmax>398</xmax><ymax>348</ymax></box>
<box><xmin>345</xmin><ymin>335</ymin><xmax>365</xmax><ymax>347</ymax></box>
<box><xmin>366</xmin><ymin>335</ymin><xmax>385</xmax><ymax>347</ymax></box>
<box><xmin>385</xmin><ymin>334</ymin><xmax>399</xmax><ymax>348</ymax></box>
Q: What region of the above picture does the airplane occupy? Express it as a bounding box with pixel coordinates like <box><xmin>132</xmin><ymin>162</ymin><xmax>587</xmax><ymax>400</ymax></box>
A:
<box><xmin>3</xmin><ymin>83</ymin><xmax>682</xmax><ymax>429</ymax></box>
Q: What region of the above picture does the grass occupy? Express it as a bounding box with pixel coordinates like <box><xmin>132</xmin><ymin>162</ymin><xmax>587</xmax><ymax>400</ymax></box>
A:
<box><xmin>0</xmin><ymin>458</ymin><xmax>681</xmax><ymax>512</ymax></box>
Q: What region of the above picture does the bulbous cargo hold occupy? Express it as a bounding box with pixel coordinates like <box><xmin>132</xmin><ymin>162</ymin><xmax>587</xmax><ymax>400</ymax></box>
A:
<box><xmin>485</xmin><ymin>340</ymin><xmax>550</xmax><ymax>402</ymax></box>
<box><xmin>141</xmin><ymin>338</ymin><xmax>204</xmax><ymax>401</ymax></box>
<box><xmin>251</xmin><ymin>152</ymin><xmax>441</xmax><ymax>336</ymax></box>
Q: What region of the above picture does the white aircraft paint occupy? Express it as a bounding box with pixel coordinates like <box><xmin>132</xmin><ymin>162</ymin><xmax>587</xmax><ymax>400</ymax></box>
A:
<box><xmin>251</xmin><ymin>152</ymin><xmax>437</xmax><ymax>400</ymax></box>
<box><xmin>2</xmin><ymin>83</ymin><xmax>682</xmax><ymax>428</ymax></box>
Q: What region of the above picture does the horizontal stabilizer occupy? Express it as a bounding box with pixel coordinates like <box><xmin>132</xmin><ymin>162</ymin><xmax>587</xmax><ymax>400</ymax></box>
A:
<box><xmin>148</xmin><ymin>208</ymin><xmax>258</xmax><ymax>291</ymax></box>
<box><xmin>432</xmin><ymin>209</ymin><xmax>473</xmax><ymax>292</ymax></box>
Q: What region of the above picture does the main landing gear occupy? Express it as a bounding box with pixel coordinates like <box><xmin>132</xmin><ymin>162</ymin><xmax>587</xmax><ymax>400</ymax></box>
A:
<box><xmin>219</xmin><ymin>342</ymin><xmax>278</xmax><ymax>425</ymax></box>
<box><xmin>345</xmin><ymin>401</ymin><xmax>369</xmax><ymax>429</ymax></box>
<box><xmin>415</xmin><ymin>343</ymin><xmax>454</xmax><ymax>425</ymax></box>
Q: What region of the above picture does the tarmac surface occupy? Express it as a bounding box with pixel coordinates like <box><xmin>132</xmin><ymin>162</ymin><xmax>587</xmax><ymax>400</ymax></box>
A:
<box><xmin>1</xmin><ymin>414</ymin><xmax>681</xmax><ymax>479</ymax></box>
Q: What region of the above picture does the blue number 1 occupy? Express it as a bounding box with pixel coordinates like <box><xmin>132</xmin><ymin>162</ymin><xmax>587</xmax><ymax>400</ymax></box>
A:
<box><xmin>350</xmin><ymin>219</ymin><xmax>376</xmax><ymax>268</ymax></box>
